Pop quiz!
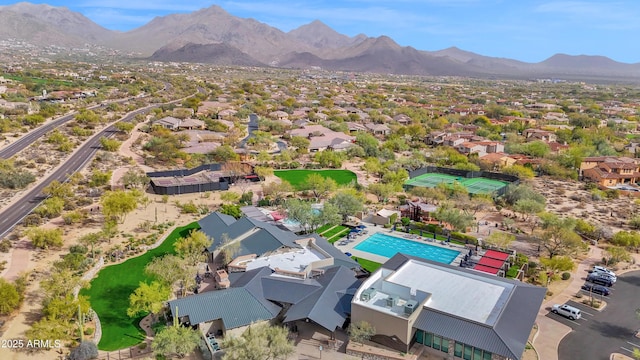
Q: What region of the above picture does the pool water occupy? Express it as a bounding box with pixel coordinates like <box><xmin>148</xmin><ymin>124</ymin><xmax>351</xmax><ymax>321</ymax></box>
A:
<box><xmin>354</xmin><ymin>233</ymin><xmax>460</xmax><ymax>264</ymax></box>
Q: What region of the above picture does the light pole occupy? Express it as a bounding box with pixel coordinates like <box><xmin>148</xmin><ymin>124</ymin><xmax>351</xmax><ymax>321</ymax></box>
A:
<box><xmin>318</xmin><ymin>345</ymin><xmax>323</xmax><ymax>359</ymax></box>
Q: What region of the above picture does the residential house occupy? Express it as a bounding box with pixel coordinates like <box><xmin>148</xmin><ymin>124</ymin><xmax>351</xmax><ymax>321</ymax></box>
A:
<box><xmin>289</xmin><ymin>125</ymin><xmax>354</xmax><ymax>152</ymax></box>
<box><xmin>346</xmin><ymin>122</ymin><xmax>367</xmax><ymax>134</ymax></box>
<box><xmin>268</xmin><ymin>110</ymin><xmax>289</xmax><ymax>121</ymax></box>
<box><xmin>479</xmin><ymin>153</ymin><xmax>517</xmax><ymax>170</ymax></box>
<box><xmin>365</xmin><ymin>123</ymin><xmax>391</xmax><ymax>136</ymax></box>
<box><xmin>394</xmin><ymin>114</ymin><xmax>412</xmax><ymax>125</ymax></box>
<box><xmin>456</xmin><ymin>142</ymin><xmax>487</xmax><ymax>157</ymax></box>
<box><xmin>351</xmin><ymin>253</ymin><xmax>545</xmax><ymax>359</ymax></box>
<box><xmin>522</xmin><ymin>129</ymin><xmax>557</xmax><ymax>143</ymax></box>
<box><xmin>217</xmin><ymin>109</ymin><xmax>237</xmax><ymax>120</ymax></box>
<box><xmin>166</xmin><ymin>212</ymin><xmax>362</xmax><ymax>339</ymax></box>
<box><xmin>580</xmin><ymin>156</ymin><xmax>640</xmax><ymax>186</ymax></box>
<box><xmin>153</xmin><ymin>116</ymin><xmax>205</xmax><ymax>131</ymax></box>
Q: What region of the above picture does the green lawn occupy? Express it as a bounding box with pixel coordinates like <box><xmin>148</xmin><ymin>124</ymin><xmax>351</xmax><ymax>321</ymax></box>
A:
<box><xmin>81</xmin><ymin>222</ymin><xmax>200</xmax><ymax>351</ymax></box>
<box><xmin>274</xmin><ymin>169</ymin><xmax>357</xmax><ymax>190</ymax></box>
<box><xmin>353</xmin><ymin>257</ymin><xmax>382</xmax><ymax>273</ymax></box>
<box><xmin>322</xmin><ymin>225</ymin><xmax>348</xmax><ymax>239</ymax></box>
<box><xmin>316</xmin><ymin>224</ymin><xmax>336</xmax><ymax>235</ymax></box>
<box><xmin>327</xmin><ymin>228</ymin><xmax>351</xmax><ymax>244</ymax></box>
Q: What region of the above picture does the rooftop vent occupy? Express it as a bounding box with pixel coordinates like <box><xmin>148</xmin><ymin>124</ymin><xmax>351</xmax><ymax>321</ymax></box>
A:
<box><xmin>404</xmin><ymin>300</ymin><xmax>418</xmax><ymax>315</ymax></box>
<box><xmin>360</xmin><ymin>288</ymin><xmax>377</xmax><ymax>301</ymax></box>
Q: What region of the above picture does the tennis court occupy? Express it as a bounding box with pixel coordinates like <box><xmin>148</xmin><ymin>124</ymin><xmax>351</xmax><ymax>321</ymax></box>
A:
<box><xmin>404</xmin><ymin>173</ymin><xmax>508</xmax><ymax>195</ymax></box>
<box><xmin>404</xmin><ymin>173</ymin><xmax>462</xmax><ymax>188</ymax></box>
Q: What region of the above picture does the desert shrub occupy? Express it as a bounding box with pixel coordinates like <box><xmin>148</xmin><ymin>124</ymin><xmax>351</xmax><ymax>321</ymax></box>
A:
<box><xmin>451</xmin><ymin>232</ymin><xmax>477</xmax><ymax>244</ymax></box>
<box><xmin>561</xmin><ymin>272</ymin><xmax>571</xmax><ymax>280</ymax></box>
<box><xmin>0</xmin><ymin>239</ymin><xmax>11</xmax><ymax>253</ymax></box>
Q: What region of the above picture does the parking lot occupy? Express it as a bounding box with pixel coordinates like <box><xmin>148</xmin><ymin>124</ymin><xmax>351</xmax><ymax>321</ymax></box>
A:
<box><xmin>554</xmin><ymin>270</ymin><xmax>640</xmax><ymax>360</ymax></box>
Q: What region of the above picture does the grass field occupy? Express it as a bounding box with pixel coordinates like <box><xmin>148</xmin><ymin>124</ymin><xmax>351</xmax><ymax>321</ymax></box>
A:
<box><xmin>327</xmin><ymin>228</ymin><xmax>351</xmax><ymax>243</ymax></box>
<box><xmin>322</xmin><ymin>225</ymin><xmax>348</xmax><ymax>239</ymax></box>
<box><xmin>316</xmin><ymin>224</ymin><xmax>335</xmax><ymax>235</ymax></box>
<box><xmin>353</xmin><ymin>257</ymin><xmax>382</xmax><ymax>273</ymax></box>
<box><xmin>81</xmin><ymin>222</ymin><xmax>200</xmax><ymax>351</ymax></box>
<box><xmin>274</xmin><ymin>169</ymin><xmax>357</xmax><ymax>190</ymax></box>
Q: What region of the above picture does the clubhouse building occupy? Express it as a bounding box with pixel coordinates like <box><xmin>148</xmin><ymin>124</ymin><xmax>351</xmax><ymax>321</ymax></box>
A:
<box><xmin>352</xmin><ymin>253</ymin><xmax>545</xmax><ymax>360</ymax></box>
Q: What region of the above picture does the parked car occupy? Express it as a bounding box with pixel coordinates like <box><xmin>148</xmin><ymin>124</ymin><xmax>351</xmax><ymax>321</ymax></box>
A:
<box><xmin>593</xmin><ymin>266</ymin><xmax>615</xmax><ymax>274</ymax></box>
<box><xmin>591</xmin><ymin>271</ymin><xmax>616</xmax><ymax>283</ymax></box>
<box><xmin>581</xmin><ymin>283</ymin><xmax>611</xmax><ymax>296</ymax></box>
<box><xmin>552</xmin><ymin>304</ymin><xmax>582</xmax><ymax>320</ymax></box>
<box><xmin>592</xmin><ymin>266</ymin><xmax>617</xmax><ymax>281</ymax></box>
<box><xmin>587</xmin><ymin>273</ymin><xmax>614</xmax><ymax>287</ymax></box>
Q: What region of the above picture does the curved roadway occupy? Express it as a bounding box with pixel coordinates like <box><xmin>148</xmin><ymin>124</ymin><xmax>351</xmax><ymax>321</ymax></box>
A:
<box><xmin>0</xmin><ymin>86</ymin><xmax>203</xmax><ymax>240</ymax></box>
<box><xmin>0</xmin><ymin>104</ymin><xmax>158</xmax><ymax>239</ymax></box>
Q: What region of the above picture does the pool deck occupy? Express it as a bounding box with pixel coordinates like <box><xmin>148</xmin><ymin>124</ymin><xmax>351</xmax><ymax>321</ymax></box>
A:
<box><xmin>333</xmin><ymin>222</ymin><xmax>471</xmax><ymax>266</ymax></box>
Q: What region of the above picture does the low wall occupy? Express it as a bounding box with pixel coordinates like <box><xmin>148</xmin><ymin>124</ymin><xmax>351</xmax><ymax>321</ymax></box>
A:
<box><xmin>347</xmin><ymin>342</ymin><xmax>418</xmax><ymax>360</ymax></box>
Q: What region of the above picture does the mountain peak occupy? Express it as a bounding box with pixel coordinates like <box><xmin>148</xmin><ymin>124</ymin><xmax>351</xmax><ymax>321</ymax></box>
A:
<box><xmin>289</xmin><ymin>19</ymin><xmax>363</xmax><ymax>49</ymax></box>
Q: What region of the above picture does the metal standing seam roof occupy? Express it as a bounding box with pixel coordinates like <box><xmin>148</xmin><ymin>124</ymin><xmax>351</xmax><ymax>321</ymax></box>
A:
<box><xmin>282</xmin><ymin>266</ymin><xmax>362</xmax><ymax>331</ymax></box>
<box><xmin>386</xmin><ymin>253</ymin><xmax>545</xmax><ymax>360</ymax></box>
<box><xmin>199</xmin><ymin>213</ymin><xmax>358</xmax><ymax>271</ymax></box>
<box><xmin>168</xmin><ymin>287</ymin><xmax>277</xmax><ymax>330</ymax></box>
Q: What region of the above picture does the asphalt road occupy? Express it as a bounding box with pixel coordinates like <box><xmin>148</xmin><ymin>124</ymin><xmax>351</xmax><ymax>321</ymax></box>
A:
<box><xmin>554</xmin><ymin>270</ymin><xmax>640</xmax><ymax>360</ymax></box>
<box><xmin>0</xmin><ymin>104</ymin><xmax>158</xmax><ymax>240</ymax></box>
<box><xmin>0</xmin><ymin>107</ymin><xmax>94</xmax><ymax>159</ymax></box>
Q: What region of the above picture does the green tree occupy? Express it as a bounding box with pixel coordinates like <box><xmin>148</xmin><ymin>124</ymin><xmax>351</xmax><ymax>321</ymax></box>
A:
<box><xmin>152</xmin><ymin>324</ymin><xmax>201</xmax><ymax>358</ymax></box>
<box><xmin>210</xmin><ymin>145</ymin><xmax>240</xmax><ymax>162</ymax></box>
<box><xmin>28</xmin><ymin>227</ymin><xmax>64</xmax><ymax>249</ymax></box>
<box><xmin>540</xmin><ymin>256</ymin><xmax>575</xmax><ymax>278</ymax></box>
<box><xmin>253</xmin><ymin>166</ymin><xmax>274</xmax><ymax>181</ymax></box>
<box><xmin>604</xmin><ymin>246</ymin><xmax>631</xmax><ymax>266</ymax></box>
<box><xmin>114</xmin><ymin>121</ymin><xmax>135</xmax><ymax>134</ymax></box>
<box><xmin>368</xmin><ymin>182</ymin><xmax>395</xmax><ymax>202</ymax></box>
<box><xmin>434</xmin><ymin>205</ymin><xmax>475</xmax><ymax>232</ymax></box>
<box><xmin>43</xmin><ymin>180</ymin><xmax>74</xmax><ymax>201</ymax></box>
<box><xmin>146</xmin><ymin>255</ymin><xmax>191</xmax><ymax>288</ymax></box>
<box><xmin>0</xmin><ymin>278</ymin><xmax>20</xmax><ymax>315</ymax></box>
<box><xmin>355</xmin><ymin>132</ymin><xmax>379</xmax><ymax>157</ymax></box>
<box><xmin>362</xmin><ymin>157</ymin><xmax>384</xmax><ymax>178</ymax></box>
<box><xmin>348</xmin><ymin>320</ymin><xmax>376</xmax><ymax>344</ymax></box>
<box><xmin>220</xmin><ymin>191</ymin><xmax>241</xmax><ymax>203</ymax></box>
<box><xmin>99</xmin><ymin>136</ymin><xmax>121</xmax><ymax>152</ymax></box>
<box><xmin>290</xmin><ymin>136</ymin><xmax>310</xmax><ymax>153</ymax></box>
<box><xmin>513</xmin><ymin>198</ymin><xmax>545</xmax><ymax>222</ymax></box>
<box><xmin>79</xmin><ymin>232</ymin><xmax>103</xmax><ymax>259</ymax></box>
<box><xmin>220</xmin><ymin>204</ymin><xmax>242</xmax><ymax>219</ymax></box>
<box><xmin>127</xmin><ymin>281</ymin><xmax>171</xmax><ymax>319</ymax></box>
<box><xmin>484</xmin><ymin>231</ymin><xmax>515</xmax><ymax>250</ymax></box>
<box><xmin>101</xmin><ymin>190</ymin><xmax>139</xmax><ymax>223</ymax></box>
<box><xmin>120</xmin><ymin>168</ymin><xmax>150</xmax><ymax>189</ymax></box>
<box><xmin>221</xmin><ymin>323</ymin><xmax>294</xmax><ymax>360</ymax></box>
<box><xmin>220</xmin><ymin>233</ymin><xmax>241</xmax><ymax>265</ymax></box>
<box><xmin>329</xmin><ymin>191</ymin><xmax>364</xmax><ymax>222</ymax></box>
<box><xmin>501</xmin><ymin>164</ymin><xmax>535</xmax><ymax>179</ymax></box>
<box><xmin>302</xmin><ymin>173</ymin><xmax>337</xmax><ymax>199</ymax></box>
<box><xmin>537</xmin><ymin>212</ymin><xmax>585</xmax><ymax>258</ymax></box>
<box><xmin>34</xmin><ymin>196</ymin><xmax>65</xmax><ymax>218</ymax></box>
<box><xmin>89</xmin><ymin>169</ymin><xmax>112</xmax><ymax>187</ymax></box>
<box><xmin>175</xmin><ymin>230</ymin><xmax>212</xmax><ymax>266</ymax></box>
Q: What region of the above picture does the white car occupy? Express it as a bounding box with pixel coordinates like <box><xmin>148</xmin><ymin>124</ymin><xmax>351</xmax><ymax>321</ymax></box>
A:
<box><xmin>592</xmin><ymin>266</ymin><xmax>617</xmax><ymax>282</ymax></box>
<box><xmin>552</xmin><ymin>304</ymin><xmax>582</xmax><ymax>320</ymax></box>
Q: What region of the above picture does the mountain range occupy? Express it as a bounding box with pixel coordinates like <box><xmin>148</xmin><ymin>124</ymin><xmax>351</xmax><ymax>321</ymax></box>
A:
<box><xmin>2</xmin><ymin>2</ymin><xmax>640</xmax><ymax>82</ymax></box>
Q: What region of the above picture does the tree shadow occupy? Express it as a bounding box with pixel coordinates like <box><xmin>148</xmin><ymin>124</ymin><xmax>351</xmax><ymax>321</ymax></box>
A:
<box><xmin>591</xmin><ymin>322</ymin><xmax>634</xmax><ymax>338</ymax></box>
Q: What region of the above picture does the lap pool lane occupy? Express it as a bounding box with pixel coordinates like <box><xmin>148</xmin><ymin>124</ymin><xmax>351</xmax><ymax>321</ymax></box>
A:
<box><xmin>558</xmin><ymin>270</ymin><xmax>640</xmax><ymax>360</ymax></box>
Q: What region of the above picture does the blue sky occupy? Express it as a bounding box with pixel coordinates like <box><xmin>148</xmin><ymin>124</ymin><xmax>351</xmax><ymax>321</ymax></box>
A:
<box><xmin>3</xmin><ymin>0</ymin><xmax>640</xmax><ymax>63</ymax></box>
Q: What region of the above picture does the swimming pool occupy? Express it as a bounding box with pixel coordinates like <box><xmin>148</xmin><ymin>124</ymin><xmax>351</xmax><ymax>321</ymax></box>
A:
<box><xmin>354</xmin><ymin>233</ymin><xmax>460</xmax><ymax>264</ymax></box>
